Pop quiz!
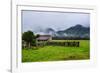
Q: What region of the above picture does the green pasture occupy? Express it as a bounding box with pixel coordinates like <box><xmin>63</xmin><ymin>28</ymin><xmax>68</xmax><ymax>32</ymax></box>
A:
<box><xmin>22</xmin><ymin>40</ymin><xmax>90</xmax><ymax>62</ymax></box>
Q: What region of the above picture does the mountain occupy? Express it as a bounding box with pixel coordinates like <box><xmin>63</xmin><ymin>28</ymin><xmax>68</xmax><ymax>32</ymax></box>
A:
<box><xmin>45</xmin><ymin>28</ymin><xmax>55</xmax><ymax>33</ymax></box>
<box><xmin>34</xmin><ymin>24</ymin><xmax>90</xmax><ymax>38</ymax></box>
<box><xmin>57</xmin><ymin>24</ymin><xmax>90</xmax><ymax>38</ymax></box>
<box><xmin>41</xmin><ymin>28</ymin><xmax>56</xmax><ymax>37</ymax></box>
<box><xmin>35</xmin><ymin>28</ymin><xmax>56</xmax><ymax>36</ymax></box>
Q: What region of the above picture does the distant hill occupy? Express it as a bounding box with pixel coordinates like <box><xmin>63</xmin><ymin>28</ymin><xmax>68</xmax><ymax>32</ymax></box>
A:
<box><xmin>34</xmin><ymin>24</ymin><xmax>90</xmax><ymax>39</ymax></box>
<box><xmin>44</xmin><ymin>28</ymin><xmax>56</xmax><ymax>37</ymax></box>
<box><xmin>57</xmin><ymin>24</ymin><xmax>90</xmax><ymax>38</ymax></box>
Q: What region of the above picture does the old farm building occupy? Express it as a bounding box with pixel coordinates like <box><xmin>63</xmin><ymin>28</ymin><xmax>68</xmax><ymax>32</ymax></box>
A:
<box><xmin>36</xmin><ymin>35</ymin><xmax>52</xmax><ymax>46</ymax></box>
<box><xmin>37</xmin><ymin>35</ymin><xmax>52</xmax><ymax>41</ymax></box>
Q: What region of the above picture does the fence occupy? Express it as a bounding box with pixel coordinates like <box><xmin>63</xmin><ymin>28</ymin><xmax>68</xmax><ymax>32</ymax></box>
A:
<box><xmin>36</xmin><ymin>41</ymin><xmax>80</xmax><ymax>47</ymax></box>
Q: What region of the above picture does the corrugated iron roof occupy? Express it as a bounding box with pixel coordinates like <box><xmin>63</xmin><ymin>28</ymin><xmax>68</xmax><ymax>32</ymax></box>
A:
<box><xmin>37</xmin><ymin>35</ymin><xmax>51</xmax><ymax>41</ymax></box>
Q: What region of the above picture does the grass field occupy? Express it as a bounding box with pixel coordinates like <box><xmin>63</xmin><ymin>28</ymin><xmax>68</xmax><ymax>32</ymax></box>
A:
<box><xmin>22</xmin><ymin>40</ymin><xmax>90</xmax><ymax>62</ymax></box>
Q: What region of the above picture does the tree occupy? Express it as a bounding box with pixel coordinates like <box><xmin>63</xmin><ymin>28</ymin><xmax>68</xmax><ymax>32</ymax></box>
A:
<box><xmin>22</xmin><ymin>31</ymin><xmax>35</xmax><ymax>48</ymax></box>
<box><xmin>35</xmin><ymin>34</ymin><xmax>40</xmax><ymax>38</ymax></box>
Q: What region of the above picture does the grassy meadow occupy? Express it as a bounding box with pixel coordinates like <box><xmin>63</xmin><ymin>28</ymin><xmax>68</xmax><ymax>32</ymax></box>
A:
<box><xmin>22</xmin><ymin>40</ymin><xmax>90</xmax><ymax>62</ymax></box>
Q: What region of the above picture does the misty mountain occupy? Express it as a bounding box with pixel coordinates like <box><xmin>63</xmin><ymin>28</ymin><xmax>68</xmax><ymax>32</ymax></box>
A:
<box><xmin>34</xmin><ymin>24</ymin><xmax>90</xmax><ymax>38</ymax></box>
<box><xmin>44</xmin><ymin>28</ymin><xmax>56</xmax><ymax>37</ymax></box>
<box><xmin>57</xmin><ymin>24</ymin><xmax>90</xmax><ymax>38</ymax></box>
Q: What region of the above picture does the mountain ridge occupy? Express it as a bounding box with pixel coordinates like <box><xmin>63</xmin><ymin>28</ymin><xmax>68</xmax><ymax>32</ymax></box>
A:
<box><xmin>35</xmin><ymin>24</ymin><xmax>90</xmax><ymax>38</ymax></box>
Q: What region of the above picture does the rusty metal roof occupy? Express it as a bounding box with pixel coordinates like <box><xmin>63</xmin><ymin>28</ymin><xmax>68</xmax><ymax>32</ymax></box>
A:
<box><xmin>37</xmin><ymin>35</ymin><xmax>51</xmax><ymax>41</ymax></box>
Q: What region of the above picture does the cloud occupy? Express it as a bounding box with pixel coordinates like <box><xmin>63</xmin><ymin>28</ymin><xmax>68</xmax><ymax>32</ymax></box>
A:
<box><xmin>22</xmin><ymin>10</ymin><xmax>90</xmax><ymax>32</ymax></box>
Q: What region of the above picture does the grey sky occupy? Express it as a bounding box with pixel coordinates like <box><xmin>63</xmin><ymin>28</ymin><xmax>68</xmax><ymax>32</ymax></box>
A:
<box><xmin>22</xmin><ymin>10</ymin><xmax>90</xmax><ymax>32</ymax></box>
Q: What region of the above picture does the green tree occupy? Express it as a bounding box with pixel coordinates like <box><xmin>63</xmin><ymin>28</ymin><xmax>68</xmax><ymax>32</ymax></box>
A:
<box><xmin>22</xmin><ymin>31</ymin><xmax>35</xmax><ymax>48</ymax></box>
<box><xmin>35</xmin><ymin>34</ymin><xmax>40</xmax><ymax>38</ymax></box>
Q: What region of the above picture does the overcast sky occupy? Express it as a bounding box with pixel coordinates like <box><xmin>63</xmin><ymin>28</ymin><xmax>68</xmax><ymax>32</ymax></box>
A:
<box><xmin>22</xmin><ymin>10</ymin><xmax>90</xmax><ymax>32</ymax></box>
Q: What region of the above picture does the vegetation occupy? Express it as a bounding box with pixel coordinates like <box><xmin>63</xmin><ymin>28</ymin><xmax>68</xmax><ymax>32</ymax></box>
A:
<box><xmin>22</xmin><ymin>40</ymin><xmax>90</xmax><ymax>62</ymax></box>
<box><xmin>22</xmin><ymin>31</ymin><xmax>35</xmax><ymax>48</ymax></box>
<box><xmin>22</xmin><ymin>31</ymin><xmax>90</xmax><ymax>62</ymax></box>
<box><xmin>22</xmin><ymin>31</ymin><xmax>40</xmax><ymax>48</ymax></box>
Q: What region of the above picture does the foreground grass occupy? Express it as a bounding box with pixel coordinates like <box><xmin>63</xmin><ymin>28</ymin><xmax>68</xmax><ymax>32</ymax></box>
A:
<box><xmin>22</xmin><ymin>40</ymin><xmax>90</xmax><ymax>62</ymax></box>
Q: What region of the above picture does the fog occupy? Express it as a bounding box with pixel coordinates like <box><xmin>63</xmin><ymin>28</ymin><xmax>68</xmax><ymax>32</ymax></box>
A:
<box><xmin>22</xmin><ymin>10</ymin><xmax>90</xmax><ymax>32</ymax></box>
